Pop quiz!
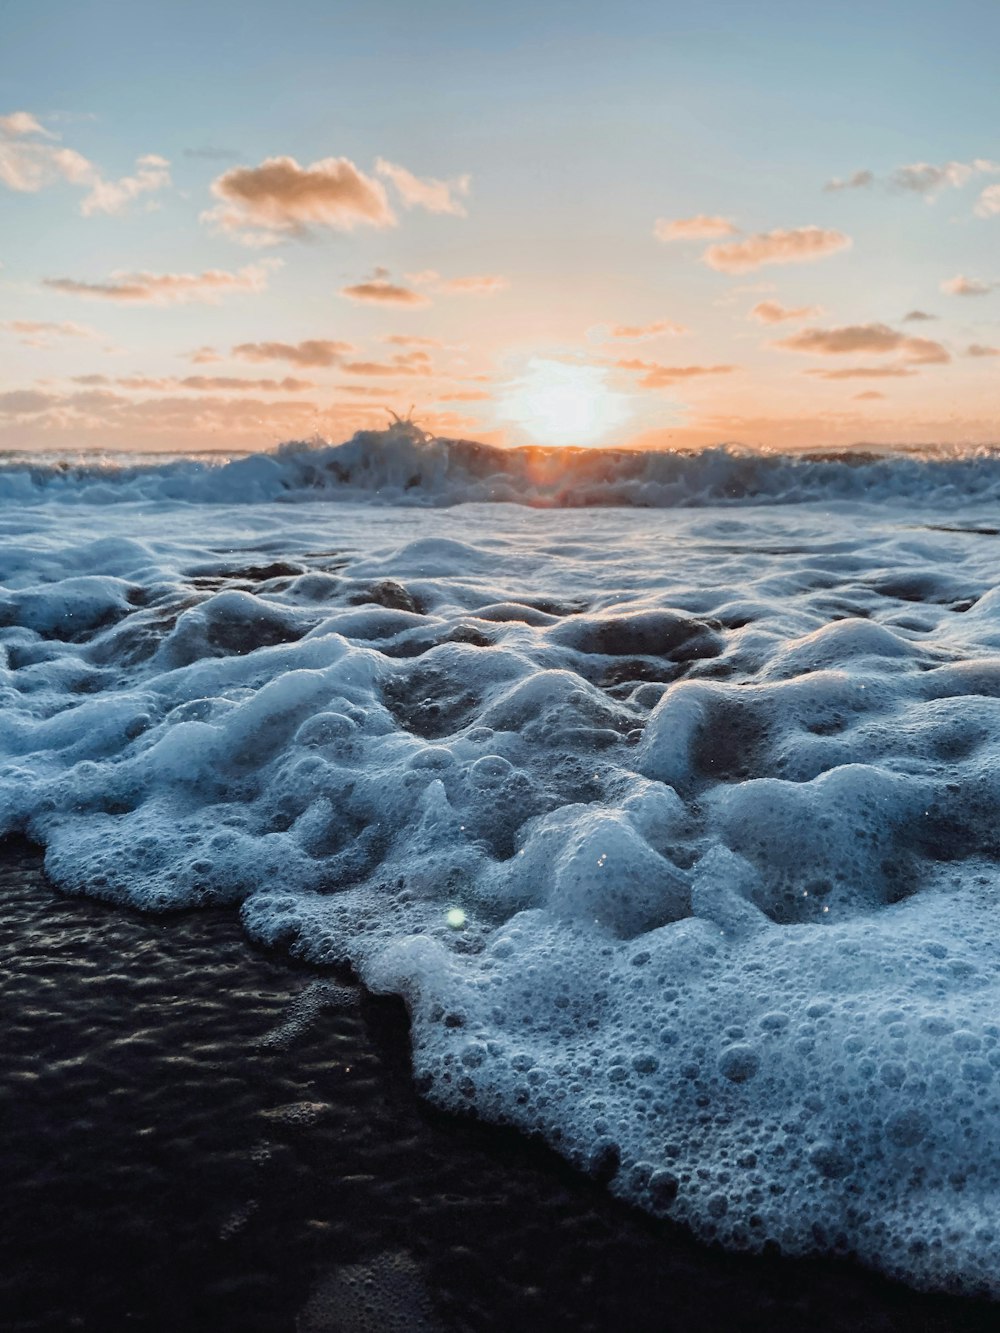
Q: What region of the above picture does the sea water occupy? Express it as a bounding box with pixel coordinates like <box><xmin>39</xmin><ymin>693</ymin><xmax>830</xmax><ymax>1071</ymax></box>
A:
<box><xmin>2</xmin><ymin>424</ymin><xmax>1000</xmax><ymax>1296</ymax></box>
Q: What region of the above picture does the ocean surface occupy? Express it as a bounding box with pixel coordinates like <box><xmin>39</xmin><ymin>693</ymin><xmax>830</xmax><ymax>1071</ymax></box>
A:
<box><xmin>3</xmin><ymin>423</ymin><xmax>1000</xmax><ymax>1299</ymax></box>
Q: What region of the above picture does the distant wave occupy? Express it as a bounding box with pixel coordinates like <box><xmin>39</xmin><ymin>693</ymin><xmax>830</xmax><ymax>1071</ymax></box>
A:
<box><xmin>3</xmin><ymin>422</ymin><xmax>1000</xmax><ymax>507</ymax></box>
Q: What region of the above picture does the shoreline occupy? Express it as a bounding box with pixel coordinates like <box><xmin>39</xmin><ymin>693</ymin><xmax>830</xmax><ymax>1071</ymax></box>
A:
<box><xmin>2</xmin><ymin>837</ymin><xmax>996</xmax><ymax>1332</ymax></box>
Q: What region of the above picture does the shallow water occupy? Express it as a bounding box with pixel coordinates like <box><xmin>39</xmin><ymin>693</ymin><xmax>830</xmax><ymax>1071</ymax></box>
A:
<box><xmin>3</xmin><ymin>433</ymin><xmax>1000</xmax><ymax>1296</ymax></box>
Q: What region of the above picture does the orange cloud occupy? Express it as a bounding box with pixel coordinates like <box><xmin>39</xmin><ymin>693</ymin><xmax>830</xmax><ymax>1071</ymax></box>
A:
<box><xmin>776</xmin><ymin>322</ymin><xmax>949</xmax><ymax>364</ymax></box>
<box><xmin>341</xmin><ymin>352</ymin><xmax>433</xmax><ymax>377</ymax></box>
<box><xmin>187</xmin><ymin>346</ymin><xmax>222</xmax><ymax>364</ymax></box>
<box><xmin>854</xmin><ymin>391</ymin><xmax>886</xmax><ymax>400</ymax></box>
<box><xmin>374</xmin><ymin>158</ymin><xmax>470</xmax><ymax>215</ymax></box>
<box><xmin>966</xmin><ymin>344</ymin><xmax>1000</xmax><ymax>357</ymax></box>
<box><xmin>749</xmin><ymin>299</ymin><xmax>824</xmax><ymax>324</ymax></box>
<box><xmin>805</xmin><ymin>367</ymin><xmax>918</xmax><ymax>380</ymax></box>
<box><xmin>437</xmin><ymin>389</ymin><xmax>491</xmax><ymax>401</ymax></box>
<box><xmin>941</xmin><ymin>274</ymin><xmax>995</xmax><ymax>296</ymax></box>
<box><xmin>436</xmin><ymin>274</ymin><xmax>508</xmax><ymax>296</ymax></box>
<box><xmin>204</xmin><ymin>155</ymin><xmax>393</xmax><ymax>244</ymax></box>
<box><xmin>592</xmin><ymin>319</ymin><xmax>688</xmax><ymax>341</ymax></box>
<box><xmin>119</xmin><ymin>375</ymin><xmax>315</xmax><ymax>392</ymax></box>
<box><xmin>616</xmin><ymin>358</ymin><xmax>738</xmax><ymax>389</ymax></box>
<box><xmin>44</xmin><ymin>262</ymin><xmax>277</xmax><ymax>304</ymax></box>
<box><xmin>380</xmin><ymin>334</ymin><xmax>443</xmax><ymax>347</ymax></box>
<box><xmin>340</xmin><ymin>268</ymin><xmax>430</xmax><ymax>306</ymax></box>
<box><xmin>655</xmin><ymin>215</ymin><xmax>737</xmax><ymax>241</ymax></box>
<box><xmin>2</xmin><ymin>319</ymin><xmax>99</xmax><ymax>346</ymax></box>
<box><xmin>232</xmin><ymin>339</ymin><xmax>353</xmax><ymax>367</ymax></box>
<box><xmin>705</xmin><ymin>227</ymin><xmax>851</xmax><ymax>273</ymax></box>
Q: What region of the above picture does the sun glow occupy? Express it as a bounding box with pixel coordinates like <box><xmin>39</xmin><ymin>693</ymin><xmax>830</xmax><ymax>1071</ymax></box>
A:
<box><xmin>495</xmin><ymin>358</ymin><xmax>633</xmax><ymax>447</ymax></box>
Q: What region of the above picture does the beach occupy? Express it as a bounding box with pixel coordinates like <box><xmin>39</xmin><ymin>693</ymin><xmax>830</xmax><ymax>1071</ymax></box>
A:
<box><xmin>3</xmin><ymin>836</ymin><xmax>996</xmax><ymax>1332</ymax></box>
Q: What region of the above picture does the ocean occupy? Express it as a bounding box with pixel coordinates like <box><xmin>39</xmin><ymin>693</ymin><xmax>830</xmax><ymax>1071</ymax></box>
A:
<box><xmin>3</xmin><ymin>422</ymin><xmax>1000</xmax><ymax>1306</ymax></box>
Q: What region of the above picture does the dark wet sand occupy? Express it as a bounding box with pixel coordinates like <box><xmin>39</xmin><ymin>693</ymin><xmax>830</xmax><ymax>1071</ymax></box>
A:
<box><xmin>1</xmin><ymin>838</ymin><xmax>996</xmax><ymax>1333</ymax></box>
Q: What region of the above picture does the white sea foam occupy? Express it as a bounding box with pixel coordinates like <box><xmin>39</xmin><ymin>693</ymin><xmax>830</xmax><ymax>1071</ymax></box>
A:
<box><xmin>2</xmin><ymin>421</ymin><xmax>1000</xmax><ymax>507</ymax></box>
<box><xmin>2</xmin><ymin>426</ymin><xmax>1000</xmax><ymax>1295</ymax></box>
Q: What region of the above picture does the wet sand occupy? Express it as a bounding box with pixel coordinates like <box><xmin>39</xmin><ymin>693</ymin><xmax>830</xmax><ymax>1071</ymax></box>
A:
<box><xmin>1</xmin><ymin>837</ymin><xmax>996</xmax><ymax>1333</ymax></box>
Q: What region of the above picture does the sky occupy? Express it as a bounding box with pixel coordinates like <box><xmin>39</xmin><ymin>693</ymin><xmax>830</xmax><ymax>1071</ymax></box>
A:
<box><xmin>1</xmin><ymin>0</ymin><xmax>999</xmax><ymax>454</ymax></box>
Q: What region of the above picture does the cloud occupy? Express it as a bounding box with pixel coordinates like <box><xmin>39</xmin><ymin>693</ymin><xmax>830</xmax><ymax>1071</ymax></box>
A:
<box><xmin>204</xmin><ymin>155</ymin><xmax>394</xmax><ymax>244</ymax></box>
<box><xmin>824</xmin><ymin>170</ymin><xmax>874</xmax><ymax>192</ymax></box>
<box><xmin>0</xmin><ymin>113</ymin><xmax>170</xmax><ymax>213</ymax></box>
<box><xmin>890</xmin><ymin>159</ymin><xmax>999</xmax><ymax>196</ymax></box>
<box><xmin>437</xmin><ymin>390</ymin><xmax>491</xmax><ymax>401</ymax></box>
<box><xmin>854</xmin><ymin>391</ymin><xmax>886</xmax><ymax>400</ymax></box>
<box><xmin>941</xmin><ymin>274</ymin><xmax>995</xmax><ymax>296</ymax></box>
<box><xmin>232</xmin><ymin>339</ymin><xmax>353</xmax><ymax>367</ymax></box>
<box><xmin>654</xmin><ymin>215</ymin><xmax>737</xmax><ymax>241</ymax></box>
<box><xmin>748</xmin><ymin>299</ymin><xmax>824</xmax><ymax>324</ymax></box>
<box><xmin>374</xmin><ymin>159</ymin><xmax>470</xmax><ymax>215</ymax></box>
<box><xmin>380</xmin><ymin>334</ymin><xmax>443</xmax><ymax>347</ymax></box>
<box><xmin>902</xmin><ymin>310</ymin><xmax>936</xmax><ymax>322</ymax></box>
<box><xmin>2</xmin><ymin>319</ymin><xmax>99</xmax><ymax>347</ymax></box>
<box><xmin>80</xmin><ymin>154</ymin><xmax>171</xmax><ymax>216</ymax></box>
<box><xmin>825</xmin><ymin>159</ymin><xmax>1000</xmax><ymax>199</ymax></box>
<box><xmin>966</xmin><ymin>343</ymin><xmax>1000</xmax><ymax>357</ymax></box>
<box><xmin>976</xmin><ymin>184</ymin><xmax>1000</xmax><ymax>217</ymax></box>
<box><xmin>187</xmin><ymin>346</ymin><xmax>222</xmax><ymax>364</ymax></box>
<box><xmin>44</xmin><ymin>262</ymin><xmax>277</xmax><ymax>304</ymax></box>
<box><xmin>0</xmin><ymin>389</ymin><xmax>60</xmax><ymax>414</ymax></box>
<box><xmin>0</xmin><ymin>111</ymin><xmax>55</xmax><ymax>138</ymax></box>
<box><xmin>590</xmin><ymin>319</ymin><xmax>688</xmax><ymax>341</ymax></box>
<box><xmin>616</xmin><ymin>358</ymin><xmax>737</xmax><ymax>389</ymax></box>
<box><xmin>341</xmin><ymin>351</ymin><xmax>434</xmax><ymax>377</ymax></box>
<box><xmin>805</xmin><ymin>366</ymin><xmax>918</xmax><ymax>380</ymax></box>
<box><xmin>79</xmin><ymin>374</ymin><xmax>316</xmax><ymax>392</ymax></box>
<box><xmin>436</xmin><ymin>274</ymin><xmax>508</xmax><ymax>296</ymax></box>
<box><xmin>704</xmin><ymin>227</ymin><xmax>851</xmax><ymax>273</ymax></box>
<box><xmin>775</xmin><ymin>322</ymin><xmax>950</xmax><ymax>364</ymax></box>
<box><xmin>340</xmin><ymin>268</ymin><xmax>430</xmax><ymax>306</ymax></box>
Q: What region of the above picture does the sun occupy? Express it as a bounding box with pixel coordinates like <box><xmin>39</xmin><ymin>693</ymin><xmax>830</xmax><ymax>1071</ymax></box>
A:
<box><xmin>495</xmin><ymin>358</ymin><xmax>633</xmax><ymax>447</ymax></box>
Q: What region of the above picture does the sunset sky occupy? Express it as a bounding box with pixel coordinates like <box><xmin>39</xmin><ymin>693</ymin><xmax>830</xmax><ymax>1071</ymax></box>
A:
<box><xmin>2</xmin><ymin>0</ymin><xmax>999</xmax><ymax>454</ymax></box>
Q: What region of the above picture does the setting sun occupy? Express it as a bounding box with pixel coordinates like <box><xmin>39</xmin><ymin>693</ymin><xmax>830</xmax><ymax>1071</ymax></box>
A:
<box><xmin>494</xmin><ymin>358</ymin><xmax>633</xmax><ymax>447</ymax></box>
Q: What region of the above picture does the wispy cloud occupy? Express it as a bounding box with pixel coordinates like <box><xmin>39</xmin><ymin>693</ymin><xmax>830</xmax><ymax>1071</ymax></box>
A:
<box><xmin>776</xmin><ymin>322</ymin><xmax>950</xmax><ymax>364</ymax></box>
<box><xmin>44</xmin><ymin>261</ymin><xmax>278</xmax><ymax>304</ymax></box>
<box><xmin>342</xmin><ymin>350</ymin><xmax>434</xmax><ymax>377</ymax></box>
<box><xmin>805</xmin><ymin>366</ymin><xmax>918</xmax><ymax>380</ymax></box>
<box><xmin>854</xmin><ymin>390</ymin><xmax>886</xmax><ymax>400</ymax></box>
<box><xmin>72</xmin><ymin>373</ymin><xmax>315</xmax><ymax>392</ymax></box>
<box><xmin>204</xmin><ymin>155</ymin><xmax>394</xmax><ymax>245</ymax></box>
<box><xmin>941</xmin><ymin>274</ymin><xmax>995</xmax><ymax>296</ymax></box>
<box><xmin>408</xmin><ymin>270</ymin><xmax>508</xmax><ymax>296</ymax></box>
<box><xmin>232</xmin><ymin>339</ymin><xmax>354</xmax><ymax>367</ymax></box>
<box><xmin>616</xmin><ymin>358</ymin><xmax>738</xmax><ymax>389</ymax></box>
<box><xmin>375</xmin><ymin>158</ymin><xmax>470</xmax><ymax>215</ymax></box>
<box><xmin>824</xmin><ymin>158</ymin><xmax>1000</xmax><ymax>201</ymax></box>
<box><xmin>1</xmin><ymin>319</ymin><xmax>99</xmax><ymax>347</ymax></box>
<box><xmin>0</xmin><ymin>111</ymin><xmax>170</xmax><ymax>214</ymax></box>
<box><xmin>966</xmin><ymin>343</ymin><xmax>1000</xmax><ymax>357</ymax></box>
<box><xmin>824</xmin><ymin>170</ymin><xmax>874</xmax><ymax>192</ymax></box>
<box><xmin>748</xmin><ymin>299</ymin><xmax>824</xmax><ymax>324</ymax></box>
<box><xmin>902</xmin><ymin>310</ymin><xmax>936</xmax><ymax>322</ymax></box>
<box><xmin>654</xmin><ymin>215</ymin><xmax>737</xmax><ymax>241</ymax></box>
<box><xmin>704</xmin><ymin>227</ymin><xmax>851</xmax><ymax>273</ymax></box>
<box><xmin>976</xmin><ymin>183</ymin><xmax>1000</xmax><ymax>217</ymax></box>
<box><xmin>590</xmin><ymin>319</ymin><xmax>688</xmax><ymax>342</ymax></box>
<box><xmin>340</xmin><ymin>267</ymin><xmax>430</xmax><ymax>306</ymax></box>
<box><xmin>380</xmin><ymin>334</ymin><xmax>443</xmax><ymax>348</ymax></box>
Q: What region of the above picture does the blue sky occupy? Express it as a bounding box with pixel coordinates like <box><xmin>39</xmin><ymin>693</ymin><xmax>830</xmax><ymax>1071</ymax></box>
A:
<box><xmin>1</xmin><ymin>0</ymin><xmax>998</xmax><ymax>450</ymax></box>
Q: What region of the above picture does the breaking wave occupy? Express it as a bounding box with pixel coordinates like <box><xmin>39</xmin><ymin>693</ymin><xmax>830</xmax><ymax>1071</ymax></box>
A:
<box><xmin>3</xmin><ymin>422</ymin><xmax>1000</xmax><ymax>507</ymax></box>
